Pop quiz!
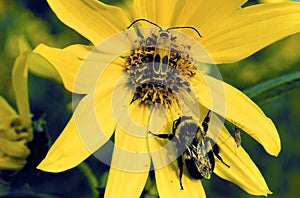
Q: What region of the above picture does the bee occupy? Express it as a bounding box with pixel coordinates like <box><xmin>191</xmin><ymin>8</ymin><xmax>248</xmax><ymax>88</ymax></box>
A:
<box><xmin>149</xmin><ymin>110</ymin><xmax>230</xmax><ymax>190</ymax></box>
<box><xmin>127</xmin><ymin>18</ymin><xmax>202</xmax><ymax>82</ymax></box>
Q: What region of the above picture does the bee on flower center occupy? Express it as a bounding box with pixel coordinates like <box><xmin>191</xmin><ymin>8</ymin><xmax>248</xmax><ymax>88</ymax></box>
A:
<box><xmin>125</xmin><ymin>19</ymin><xmax>201</xmax><ymax>110</ymax></box>
<box><xmin>149</xmin><ymin>110</ymin><xmax>230</xmax><ymax>190</ymax></box>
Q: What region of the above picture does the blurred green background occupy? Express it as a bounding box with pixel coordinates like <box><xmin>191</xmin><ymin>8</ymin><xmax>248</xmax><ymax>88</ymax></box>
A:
<box><xmin>0</xmin><ymin>0</ymin><xmax>299</xmax><ymax>197</ymax></box>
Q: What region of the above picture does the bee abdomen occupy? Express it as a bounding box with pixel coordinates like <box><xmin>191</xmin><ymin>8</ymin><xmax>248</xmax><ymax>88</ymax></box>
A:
<box><xmin>185</xmin><ymin>156</ymin><xmax>214</xmax><ymax>180</ymax></box>
<box><xmin>185</xmin><ymin>158</ymin><xmax>204</xmax><ymax>179</ymax></box>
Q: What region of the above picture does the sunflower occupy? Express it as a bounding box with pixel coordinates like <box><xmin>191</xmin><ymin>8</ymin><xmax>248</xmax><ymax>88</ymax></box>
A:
<box><xmin>33</xmin><ymin>0</ymin><xmax>300</xmax><ymax>197</ymax></box>
<box><xmin>0</xmin><ymin>51</ymin><xmax>33</xmax><ymax>170</ymax></box>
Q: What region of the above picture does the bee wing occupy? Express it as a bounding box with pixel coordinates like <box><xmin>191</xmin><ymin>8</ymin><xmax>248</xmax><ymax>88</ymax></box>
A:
<box><xmin>198</xmin><ymin>140</ymin><xmax>214</xmax><ymax>173</ymax></box>
<box><xmin>198</xmin><ymin>140</ymin><xmax>209</xmax><ymax>158</ymax></box>
<box><xmin>185</xmin><ymin>140</ymin><xmax>208</xmax><ymax>161</ymax></box>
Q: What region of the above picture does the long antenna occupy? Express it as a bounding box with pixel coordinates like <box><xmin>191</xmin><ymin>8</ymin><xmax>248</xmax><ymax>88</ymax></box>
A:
<box><xmin>128</xmin><ymin>19</ymin><xmax>202</xmax><ymax>38</ymax></box>
<box><xmin>167</xmin><ymin>26</ymin><xmax>202</xmax><ymax>38</ymax></box>
<box><xmin>127</xmin><ymin>18</ymin><xmax>162</xmax><ymax>31</ymax></box>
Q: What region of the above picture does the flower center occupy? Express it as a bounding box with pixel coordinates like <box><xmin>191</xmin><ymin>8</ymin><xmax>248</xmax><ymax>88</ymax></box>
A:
<box><xmin>125</xmin><ymin>31</ymin><xmax>197</xmax><ymax>109</ymax></box>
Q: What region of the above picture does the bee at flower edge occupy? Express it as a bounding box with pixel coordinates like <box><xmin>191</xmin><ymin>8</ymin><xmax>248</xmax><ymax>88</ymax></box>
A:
<box><xmin>149</xmin><ymin>110</ymin><xmax>230</xmax><ymax>190</ymax></box>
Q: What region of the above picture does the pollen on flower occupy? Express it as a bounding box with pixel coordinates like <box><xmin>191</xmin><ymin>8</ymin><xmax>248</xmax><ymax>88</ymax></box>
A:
<box><xmin>125</xmin><ymin>31</ymin><xmax>198</xmax><ymax>110</ymax></box>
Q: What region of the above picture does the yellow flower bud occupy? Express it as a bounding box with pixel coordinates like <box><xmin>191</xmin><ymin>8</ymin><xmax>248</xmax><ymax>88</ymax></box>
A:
<box><xmin>0</xmin><ymin>51</ymin><xmax>33</xmax><ymax>170</ymax></box>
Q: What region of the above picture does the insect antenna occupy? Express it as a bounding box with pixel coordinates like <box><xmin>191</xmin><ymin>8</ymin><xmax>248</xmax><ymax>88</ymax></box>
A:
<box><xmin>128</xmin><ymin>18</ymin><xmax>163</xmax><ymax>31</ymax></box>
<box><xmin>213</xmin><ymin>120</ymin><xmax>236</xmax><ymax>151</ymax></box>
<box><xmin>167</xmin><ymin>26</ymin><xmax>202</xmax><ymax>38</ymax></box>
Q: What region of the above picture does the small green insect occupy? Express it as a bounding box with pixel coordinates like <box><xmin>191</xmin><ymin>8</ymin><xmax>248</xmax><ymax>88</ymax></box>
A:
<box><xmin>233</xmin><ymin>126</ymin><xmax>242</xmax><ymax>148</ymax></box>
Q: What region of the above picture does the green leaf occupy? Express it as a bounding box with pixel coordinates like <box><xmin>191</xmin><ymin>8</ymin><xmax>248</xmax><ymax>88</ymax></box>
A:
<box><xmin>78</xmin><ymin>162</ymin><xmax>99</xmax><ymax>198</ymax></box>
<box><xmin>244</xmin><ymin>71</ymin><xmax>300</xmax><ymax>102</ymax></box>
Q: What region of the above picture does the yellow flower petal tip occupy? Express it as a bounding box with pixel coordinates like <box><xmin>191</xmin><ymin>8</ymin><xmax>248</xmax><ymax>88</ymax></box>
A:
<box><xmin>191</xmin><ymin>73</ymin><xmax>281</xmax><ymax>157</ymax></box>
<box><xmin>36</xmin><ymin>148</ymin><xmax>64</xmax><ymax>172</ymax></box>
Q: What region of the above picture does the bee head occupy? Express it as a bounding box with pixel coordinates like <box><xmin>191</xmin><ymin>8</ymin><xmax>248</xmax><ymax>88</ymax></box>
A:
<box><xmin>175</xmin><ymin>118</ymin><xmax>201</xmax><ymax>143</ymax></box>
<box><xmin>158</xmin><ymin>30</ymin><xmax>170</xmax><ymax>39</ymax></box>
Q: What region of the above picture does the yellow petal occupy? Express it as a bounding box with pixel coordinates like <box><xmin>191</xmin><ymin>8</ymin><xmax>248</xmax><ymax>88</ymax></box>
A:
<box><xmin>131</xmin><ymin>0</ymin><xmax>245</xmax><ymax>37</ymax></box>
<box><xmin>105</xmin><ymin>167</ymin><xmax>149</xmax><ymax>198</ymax></box>
<box><xmin>212</xmin><ymin>123</ymin><xmax>272</xmax><ymax>195</ymax></box>
<box><xmin>201</xmin><ymin>2</ymin><xmax>300</xmax><ymax>63</ymax></box>
<box><xmin>0</xmin><ymin>97</ymin><xmax>29</xmax><ymax>140</ymax></box>
<box><xmin>38</xmin><ymin>60</ymin><xmax>124</xmax><ymax>172</ymax></box>
<box><xmin>37</xmin><ymin>116</ymin><xmax>92</xmax><ymax>172</ymax></box>
<box><xmin>11</xmin><ymin>51</ymin><xmax>33</xmax><ymax>142</ymax></box>
<box><xmin>0</xmin><ymin>96</ymin><xmax>17</xmax><ymax>120</ymax></box>
<box><xmin>33</xmin><ymin>44</ymin><xmax>93</xmax><ymax>94</ymax></box>
<box><xmin>106</xmin><ymin>129</ymin><xmax>150</xmax><ymax>197</ymax></box>
<box><xmin>0</xmin><ymin>138</ymin><xmax>30</xmax><ymax>158</ymax></box>
<box><xmin>94</xmin><ymin>57</ymin><xmax>126</xmax><ymax>135</ymax></box>
<box><xmin>149</xmin><ymin>130</ymin><xmax>206</xmax><ymax>197</ymax></box>
<box><xmin>29</xmin><ymin>53</ymin><xmax>62</xmax><ymax>83</ymax></box>
<box><xmin>47</xmin><ymin>0</ymin><xmax>130</xmax><ymax>45</ymax></box>
<box><xmin>0</xmin><ymin>156</ymin><xmax>26</xmax><ymax>170</ymax></box>
<box><xmin>0</xmin><ymin>124</ymin><xmax>18</xmax><ymax>140</ymax></box>
<box><xmin>176</xmin><ymin>0</ymin><xmax>246</xmax><ymax>36</ymax></box>
<box><xmin>190</xmin><ymin>73</ymin><xmax>280</xmax><ymax>156</ymax></box>
<box><xmin>154</xmin><ymin>162</ymin><xmax>206</xmax><ymax>198</ymax></box>
<box><xmin>105</xmin><ymin>102</ymin><xmax>151</xmax><ymax>197</ymax></box>
<box><xmin>18</xmin><ymin>36</ymin><xmax>59</xmax><ymax>83</ymax></box>
<box><xmin>0</xmin><ymin>102</ymin><xmax>31</xmax><ymax>141</ymax></box>
<box><xmin>261</xmin><ymin>0</ymin><xmax>289</xmax><ymax>2</ymax></box>
<box><xmin>18</xmin><ymin>36</ymin><xmax>31</xmax><ymax>54</ymax></box>
<box><xmin>12</xmin><ymin>51</ymin><xmax>31</xmax><ymax>128</ymax></box>
<box><xmin>38</xmin><ymin>94</ymin><xmax>114</xmax><ymax>172</ymax></box>
<box><xmin>113</xmin><ymin>101</ymin><xmax>151</xmax><ymax>168</ymax></box>
<box><xmin>131</xmin><ymin>0</ymin><xmax>183</xmax><ymax>27</ymax></box>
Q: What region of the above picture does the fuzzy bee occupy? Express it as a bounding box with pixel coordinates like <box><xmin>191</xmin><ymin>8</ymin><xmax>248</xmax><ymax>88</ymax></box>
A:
<box><xmin>149</xmin><ymin>110</ymin><xmax>230</xmax><ymax>189</ymax></box>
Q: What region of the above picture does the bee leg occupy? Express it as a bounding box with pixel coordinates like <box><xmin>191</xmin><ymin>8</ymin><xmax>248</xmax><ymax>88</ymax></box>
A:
<box><xmin>148</xmin><ymin>131</ymin><xmax>174</xmax><ymax>140</ymax></box>
<box><xmin>201</xmin><ymin>110</ymin><xmax>211</xmax><ymax>135</ymax></box>
<box><xmin>177</xmin><ymin>155</ymin><xmax>184</xmax><ymax>190</ymax></box>
<box><xmin>172</xmin><ymin>117</ymin><xmax>180</xmax><ymax>131</ymax></box>
<box><xmin>212</xmin><ymin>143</ymin><xmax>230</xmax><ymax>168</ymax></box>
